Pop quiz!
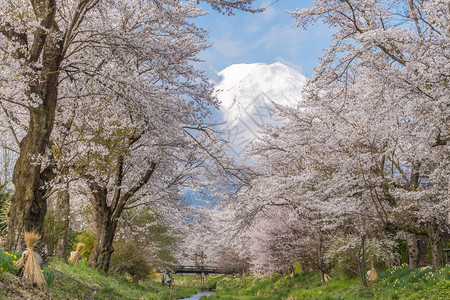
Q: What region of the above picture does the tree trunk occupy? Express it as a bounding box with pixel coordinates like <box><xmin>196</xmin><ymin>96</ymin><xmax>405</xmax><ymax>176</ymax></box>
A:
<box><xmin>86</xmin><ymin>159</ymin><xmax>156</xmax><ymax>272</ymax></box>
<box><xmin>6</xmin><ymin>105</ymin><xmax>56</xmax><ymax>250</ymax></box>
<box><xmin>358</xmin><ymin>237</ymin><xmax>368</xmax><ymax>287</ymax></box>
<box><xmin>317</xmin><ymin>237</ymin><xmax>327</xmax><ymax>285</ymax></box>
<box><xmin>428</xmin><ymin>218</ymin><xmax>444</xmax><ymax>268</ymax></box>
<box><xmin>88</xmin><ymin>206</ymin><xmax>118</xmax><ymax>273</ymax></box>
<box><xmin>357</xmin><ymin>259</ymin><xmax>368</xmax><ymax>287</ymax></box>
<box><xmin>406</xmin><ymin>233</ymin><xmax>420</xmax><ymax>268</ymax></box>
<box><xmin>320</xmin><ymin>269</ymin><xmax>326</xmax><ymax>286</ymax></box>
<box><xmin>6</xmin><ymin>1</ymin><xmax>62</xmax><ymax>251</ymax></box>
<box><xmin>403</xmin><ymin>161</ymin><xmax>422</xmax><ymax>269</ymax></box>
<box><xmin>55</xmin><ymin>186</ymin><xmax>70</xmax><ymax>260</ymax></box>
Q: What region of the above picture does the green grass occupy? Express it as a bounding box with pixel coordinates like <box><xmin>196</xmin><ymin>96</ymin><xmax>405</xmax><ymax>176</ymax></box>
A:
<box><xmin>208</xmin><ymin>264</ymin><xmax>450</xmax><ymax>300</ymax></box>
<box><xmin>174</xmin><ymin>273</ymin><xmax>227</xmax><ymax>290</ymax></box>
<box><xmin>1</xmin><ymin>248</ymin><xmax>55</xmax><ymax>286</ymax></box>
<box><xmin>0</xmin><ymin>248</ymin><xmax>203</xmax><ymax>299</ymax></box>
<box><xmin>3</xmin><ymin>247</ymin><xmax>449</xmax><ymax>300</ymax></box>
<box><xmin>0</xmin><ymin>249</ymin><xmax>20</xmax><ymax>274</ymax></box>
<box><xmin>47</xmin><ymin>257</ymin><xmax>200</xmax><ymax>299</ymax></box>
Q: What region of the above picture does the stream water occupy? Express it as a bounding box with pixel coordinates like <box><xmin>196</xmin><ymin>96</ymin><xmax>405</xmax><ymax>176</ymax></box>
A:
<box><xmin>181</xmin><ymin>292</ymin><xmax>216</xmax><ymax>299</ymax></box>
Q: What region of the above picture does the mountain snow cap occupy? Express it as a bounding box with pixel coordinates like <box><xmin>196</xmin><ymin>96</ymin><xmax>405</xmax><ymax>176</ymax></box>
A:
<box><xmin>214</xmin><ymin>62</ymin><xmax>308</xmax><ymax>155</ymax></box>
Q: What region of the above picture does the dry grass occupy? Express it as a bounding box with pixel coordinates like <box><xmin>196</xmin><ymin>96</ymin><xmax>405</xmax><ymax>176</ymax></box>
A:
<box><xmin>368</xmin><ymin>261</ymin><xmax>378</xmax><ymax>281</ymax></box>
<box><xmin>0</xmin><ymin>271</ymin><xmax>50</xmax><ymax>299</ymax></box>
<box><xmin>15</xmin><ymin>231</ymin><xmax>47</xmax><ymax>290</ymax></box>
<box><xmin>69</xmin><ymin>243</ymin><xmax>85</xmax><ymax>265</ymax></box>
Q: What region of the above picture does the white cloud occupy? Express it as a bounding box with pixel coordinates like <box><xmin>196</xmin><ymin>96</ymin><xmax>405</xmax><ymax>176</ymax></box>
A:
<box><xmin>275</xmin><ymin>57</ymin><xmax>305</xmax><ymax>74</ymax></box>
<box><xmin>213</xmin><ymin>37</ymin><xmax>252</xmax><ymax>59</ymax></box>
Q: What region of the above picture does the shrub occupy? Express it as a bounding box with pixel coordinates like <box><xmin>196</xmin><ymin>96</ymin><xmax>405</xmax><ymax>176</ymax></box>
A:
<box><xmin>292</xmin><ymin>262</ymin><xmax>303</xmax><ymax>274</ymax></box>
<box><xmin>325</xmin><ymin>235</ymin><xmax>396</xmax><ymax>277</ymax></box>
<box><xmin>150</xmin><ymin>268</ymin><xmax>158</xmax><ymax>280</ymax></box>
<box><xmin>0</xmin><ymin>184</ymin><xmax>10</xmax><ymax>237</ymax></box>
<box><xmin>110</xmin><ymin>239</ymin><xmax>151</xmax><ymax>278</ymax></box>
<box><xmin>43</xmin><ymin>206</ymin><xmax>67</xmax><ymax>256</ymax></box>
<box><xmin>74</xmin><ymin>229</ymin><xmax>96</xmax><ymax>259</ymax></box>
<box><xmin>0</xmin><ymin>249</ymin><xmax>20</xmax><ymax>274</ymax></box>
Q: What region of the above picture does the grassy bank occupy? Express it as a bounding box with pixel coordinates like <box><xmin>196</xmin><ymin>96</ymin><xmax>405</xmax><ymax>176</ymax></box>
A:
<box><xmin>0</xmin><ymin>249</ymin><xmax>200</xmax><ymax>299</ymax></box>
<box><xmin>174</xmin><ymin>274</ymin><xmax>227</xmax><ymax>291</ymax></box>
<box><xmin>207</xmin><ymin>264</ymin><xmax>450</xmax><ymax>300</ymax></box>
<box><xmin>3</xmin><ymin>246</ymin><xmax>449</xmax><ymax>300</ymax></box>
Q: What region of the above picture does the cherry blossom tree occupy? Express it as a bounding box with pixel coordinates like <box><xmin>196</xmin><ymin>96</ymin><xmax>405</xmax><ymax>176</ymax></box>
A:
<box><xmin>0</xmin><ymin>0</ymin><xmax>259</xmax><ymax>251</ymax></box>
<box><xmin>289</xmin><ymin>0</ymin><xmax>449</xmax><ymax>268</ymax></box>
<box><xmin>218</xmin><ymin>0</ymin><xmax>448</xmax><ymax>284</ymax></box>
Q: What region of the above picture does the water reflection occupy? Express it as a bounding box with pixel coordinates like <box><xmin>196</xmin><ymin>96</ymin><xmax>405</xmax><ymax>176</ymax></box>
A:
<box><xmin>181</xmin><ymin>292</ymin><xmax>216</xmax><ymax>299</ymax></box>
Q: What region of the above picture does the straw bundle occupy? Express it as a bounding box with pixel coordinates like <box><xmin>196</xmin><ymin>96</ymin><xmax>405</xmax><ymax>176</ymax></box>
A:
<box><xmin>14</xmin><ymin>231</ymin><xmax>46</xmax><ymax>290</ymax></box>
<box><xmin>69</xmin><ymin>242</ymin><xmax>85</xmax><ymax>265</ymax></box>
<box><xmin>14</xmin><ymin>253</ymin><xmax>25</xmax><ymax>269</ymax></box>
<box><xmin>14</xmin><ymin>232</ymin><xmax>39</xmax><ymax>269</ymax></box>
<box><xmin>368</xmin><ymin>261</ymin><xmax>378</xmax><ymax>281</ymax></box>
<box><xmin>15</xmin><ymin>249</ymin><xmax>43</xmax><ymax>269</ymax></box>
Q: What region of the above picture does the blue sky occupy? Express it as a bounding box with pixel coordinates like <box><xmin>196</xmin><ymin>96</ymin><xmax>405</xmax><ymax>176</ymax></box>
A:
<box><xmin>196</xmin><ymin>0</ymin><xmax>332</xmax><ymax>79</ymax></box>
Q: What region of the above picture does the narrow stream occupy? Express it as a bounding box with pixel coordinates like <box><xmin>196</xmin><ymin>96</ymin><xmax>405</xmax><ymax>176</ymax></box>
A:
<box><xmin>181</xmin><ymin>292</ymin><xmax>216</xmax><ymax>299</ymax></box>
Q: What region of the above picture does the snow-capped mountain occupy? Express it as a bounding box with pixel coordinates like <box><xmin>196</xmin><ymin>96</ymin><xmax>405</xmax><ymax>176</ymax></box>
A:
<box><xmin>214</xmin><ymin>62</ymin><xmax>308</xmax><ymax>155</ymax></box>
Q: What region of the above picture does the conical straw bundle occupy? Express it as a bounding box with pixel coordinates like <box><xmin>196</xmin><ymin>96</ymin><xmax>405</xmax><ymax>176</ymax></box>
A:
<box><xmin>368</xmin><ymin>261</ymin><xmax>378</xmax><ymax>281</ymax></box>
<box><xmin>69</xmin><ymin>242</ymin><xmax>85</xmax><ymax>265</ymax></box>
<box><xmin>15</xmin><ymin>231</ymin><xmax>47</xmax><ymax>290</ymax></box>
<box><xmin>15</xmin><ymin>232</ymin><xmax>38</xmax><ymax>270</ymax></box>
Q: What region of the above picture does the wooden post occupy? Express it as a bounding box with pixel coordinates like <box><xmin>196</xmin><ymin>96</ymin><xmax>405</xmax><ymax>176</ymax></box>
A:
<box><xmin>201</xmin><ymin>272</ymin><xmax>205</xmax><ymax>292</ymax></box>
